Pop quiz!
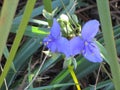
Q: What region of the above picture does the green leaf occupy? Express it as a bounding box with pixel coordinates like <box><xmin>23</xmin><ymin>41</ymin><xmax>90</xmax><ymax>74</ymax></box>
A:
<box><xmin>96</xmin><ymin>41</ymin><xmax>109</xmax><ymax>64</ymax></box>
<box><xmin>0</xmin><ymin>0</ymin><xmax>19</xmax><ymax>60</ymax></box>
<box><xmin>97</xmin><ymin>0</ymin><xmax>120</xmax><ymax>89</ymax></box>
<box><xmin>43</xmin><ymin>9</ymin><xmax>53</xmax><ymax>20</ymax></box>
<box><xmin>28</xmin><ymin>83</ymin><xmax>75</xmax><ymax>90</ymax></box>
<box><xmin>6</xmin><ymin>38</ymin><xmax>41</xmax><ymax>87</ymax></box>
<box><xmin>71</xmin><ymin>14</ymin><xmax>78</xmax><ymax>23</ymax></box>
<box><xmin>84</xmin><ymin>80</ymin><xmax>113</xmax><ymax>90</ymax></box>
<box><xmin>32</xmin><ymin>26</ymin><xmax>49</xmax><ymax>35</ymax></box>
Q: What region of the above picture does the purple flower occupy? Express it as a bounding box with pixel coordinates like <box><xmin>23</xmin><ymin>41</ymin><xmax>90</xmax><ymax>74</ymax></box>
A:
<box><xmin>43</xmin><ymin>19</ymin><xmax>82</xmax><ymax>57</ymax></box>
<box><xmin>69</xmin><ymin>36</ymin><xmax>83</xmax><ymax>57</ymax></box>
<box><xmin>43</xmin><ymin>19</ymin><xmax>68</xmax><ymax>53</ymax></box>
<box><xmin>43</xmin><ymin>18</ymin><xmax>102</xmax><ymax>63</ymax></box>
<box><xmin>57</xmin><ymin>36</ymin><xmax>83</xmax><ymax>58</ymax></box>
<box><xmin>80</xmin><ymin>20</ymin><xmax>103</xmax><ymax>62</ymax></box>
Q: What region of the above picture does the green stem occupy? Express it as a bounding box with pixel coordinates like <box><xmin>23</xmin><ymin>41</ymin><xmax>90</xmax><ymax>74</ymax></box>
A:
<box><xmin>43</xmin><ymin>0</ymin><xmax>53</xmax><ymax>26</ymax></box>
<box><xmin>0</xmin><ymin>0</ymin><xmax>37</xmax><ymax>87</ymax></box>
<box><xmin>68</xmin><ymin>65</ymin><xmax>81</xmax><ymax>90</ymax></box>
<box><xmin>0</xmin><ymin>0</ymin><xmax>19</xmax><ymax>60</ymax></box>
<box><xmin>97</xmin><ymin>0</ymin><xmax>120</xmax><ymax>90</ymax></box>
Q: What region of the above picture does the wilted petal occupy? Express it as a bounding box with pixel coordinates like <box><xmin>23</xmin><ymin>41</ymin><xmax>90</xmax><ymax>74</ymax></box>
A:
<box><xmin>56</xmin><ymin>37</ymin><xmax>70</xmax><ymax>57</ymax></box>
<box><xmin>82</xmin><ymin>42</ymin><xmax>102</xmax><ymax>63</ymax></box>
<box><xmin>50</xmin><ymin>18</ymin><xmax>61</xmax><ymax>39</ymax></box>
<box><xmin>70</xmin><ymin>36</ymin><xmax>84</xmax><ymax>56</ymax></box>
<box><xmin>81</xmin><ymin>20</ymin><xmax>100</xmax><ymax>41</ymax></box>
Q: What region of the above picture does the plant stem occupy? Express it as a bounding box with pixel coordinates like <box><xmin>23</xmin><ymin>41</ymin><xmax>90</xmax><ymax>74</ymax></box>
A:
<box><xmin>68</xmin><ymin>65</ymin><xmax>81</xmax><ymax>90</ymax></box>
<box><xmin>97</xmin><ymin>0</ymin><xmax>120</xmax><ymax>90</ymax></box>
<box><xmin>0</xmin><ymin>0</ymin><xmax>19</xmax><ymax>60</ymax></box>
<box><xmin>0</xmin><ymin>0</ymin><xmax>37</xmax><ymax>88</ymax></box>
<box><xmin>24</xmin><ymin>55</ymin><xmax>48</xmax><ymax>90</ymax></box>
<box><xmin>43</xmin><ymin>0</ymin><xmax>53</xmax><ymax>26</ymax></box>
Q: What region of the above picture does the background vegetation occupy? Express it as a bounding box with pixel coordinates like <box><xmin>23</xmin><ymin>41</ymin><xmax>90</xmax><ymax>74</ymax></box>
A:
<box><xmin>0</xmin><ymin>0</ymin><xmax>120</xmax><ymax>90</ymax></box>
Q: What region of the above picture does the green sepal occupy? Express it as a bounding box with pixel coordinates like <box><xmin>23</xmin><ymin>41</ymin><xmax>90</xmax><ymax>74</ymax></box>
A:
<box><xmin>72</xmin><ymin>57</ymin><xmax>77</xmax><ymax>69</ymax></box>
<box><xmin>42</xmin><ymin>8</ymin><xmax>58</xmax><ymax>20</ymax></box>
<box><xmin>63</xmin><ymin>57</ymin><xmax>72</xmax><ymax>69</ymax></box>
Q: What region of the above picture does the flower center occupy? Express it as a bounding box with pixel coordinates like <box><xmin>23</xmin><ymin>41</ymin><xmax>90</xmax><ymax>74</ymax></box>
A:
<box><xmin>85</xmin><ymin>41</ymin><xmax>88</xmax><ymax>46</ymax></box>
<box><xmin>48</xmin><ymin>39</ymin><xmax>52</xmax><ymax>42</ymax></box>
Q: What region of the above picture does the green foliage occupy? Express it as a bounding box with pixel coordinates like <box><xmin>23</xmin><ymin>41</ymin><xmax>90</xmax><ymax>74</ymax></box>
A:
<box><xmin>0</xmin><ymin>0</ymin><xmax>120</xmax><ymax>90</ymax></box>
<box><xmin>0</xmin><ymin>0</ymin><xmax>37</xmax><ymax>88</ymax></box>
<box><xmin>0</xmin><ymin>0</ymin><xmax>19</xmax><ymax>60</ymax></box>
<box><xmin>97</xmin><ymin>0</ymin><xmax>120</xmax><ymax>90</ymax></box>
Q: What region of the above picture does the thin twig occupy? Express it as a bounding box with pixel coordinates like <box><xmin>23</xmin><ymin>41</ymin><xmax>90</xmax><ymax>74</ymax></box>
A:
<box><xmin>24</xmin><ymin>54</ymin><xmax>48</xmax><ymax>90</ymax></box>
<box><xmin>75</xmin><ymin>0</ymin><xmax>120</xmax><ymax>13</ymax></box>
<box><xmin>110</xmin><ymin>4</ymin><xmax>120</xmax><ymax>14</ymax></box>
<box><xmin>94</xmin><ymin>64</ymin><xmax>101</xmax><ymax>90</ymax></box>
<box><xmin>111</xmin><ymin>13</ymin><xmax>120</xmax><ymax>21</ymax></box>
<box><xmin>75</xmin><ymin>5</ymin><xmax>96</xmax><ymax>13</ymax></box>
<box><xmin>101</xmin><ymin>63</ymin><xmax>112</xmax><ymax>80</ymax></box>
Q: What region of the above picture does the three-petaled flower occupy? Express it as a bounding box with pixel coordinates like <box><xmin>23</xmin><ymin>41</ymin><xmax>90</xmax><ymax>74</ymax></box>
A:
<box><xmin>79</xmin><ymin>20</ymin><xmax>102</xmax><ymax>62</ymax></box>
<box><xmin>43</xmin><ymin>19</ymin><xmax>68</xmax><ymax>54</ymax></box>
<box><xmin>43</xmin><ymin>19</ymin><xmax>102</xmax><ymax>63</ymax></box>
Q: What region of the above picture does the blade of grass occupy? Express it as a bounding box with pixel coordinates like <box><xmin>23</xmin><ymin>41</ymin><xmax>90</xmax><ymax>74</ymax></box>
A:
<box><xmin>24</xmin><ymin>55</ymin><xmax>48</xmax><ymax>90</ymax></box>
<box><xmin>97</xmin><ymin>0</ymin><xmax>120</xmax><ymax>90</ymax></box>
<box><xmin>3</xmin><ymin>46</ymin><xmax>16</xmax><ymax>72</ymax></box>
<box><xmin>43</xmin><ymin>0</ymin><xmax>53</xmax><ymax>26</ymax></box>
<box><xmin>84</xmin><ymin>80</ymin><xmax>113</xmax><ymax>90</ymax></box>
<box><xmin>11</xmin><ymin>25</ymin><xmax>49</xmax><ymax>37</ymax></box>
<box><xmin>13</xmin><ymin>0</ymin><xmax>69</xmax><ymax>25</ymax></box>
<box><xmin>0</xmin><ymin>0</ymin><xmax>19</xmax><ymax>60</ymax></box>
<box><xmin>6</xmin><ymin>38</ymin><xmax>42</xmax><ymax>87</ymax></box>
<box><xmin>28</xmin><ymin>83</ymin><xmax>75</xmax><ymax>90</ymax></box>
<box><xmin>0</xmin><ymin>0</ymin><xmax>37</xmax><ymax>87</ymax></box>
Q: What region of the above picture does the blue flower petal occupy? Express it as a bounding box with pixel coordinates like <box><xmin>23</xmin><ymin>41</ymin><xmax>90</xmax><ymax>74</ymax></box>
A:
<box><xmin>70</xmin><ymin>36</ymin><xmax>84</xmax><ymax>56</ymax></box>
<box><xmin>56</xmin><ymin>37</ymin><xmax>70</xmax><ymax>57</ymax></box>
<box><xmin>46</xmin><ymin>41</ymin><xmax>57</xmax><ymax>52</ymax></box>
<box><xmin>82</xmin><ymin>42</ymin><xmax>102</xmax><ymax>63</ymax></box>
<box><xmin>81</xmin><ymin>20</ymin><xmax>100</xmax><ymax>41</ymax></box>
<box><xmin>43</xmin><ymin>19</ymin><xmax>61</xmax><ymax>53</ymax></box>
<box><xmin>50</xmin><ymin>18</ymin><xmax>61</xmax><ymax>39</ymax></box>
<box><xmin>43</xmin><ymin>35</ymin><xmax>51</xmax><ymax>44</ymax></box>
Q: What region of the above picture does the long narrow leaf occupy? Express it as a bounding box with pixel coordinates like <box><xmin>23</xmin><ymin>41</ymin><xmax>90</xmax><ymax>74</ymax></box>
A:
<box><xmin>97</xmin><ymin>0</ymin><xmax>120</xmax><ymax>90</ymax></box>
<box><xmin>0</xmin><ymin>0</ymin><xmax>37</xmax><ymax>87</ymax></box>
<box><xmin>0</xmin><ymin>0</ymin><xmax>19</xmax><ymax>60</ymax></box>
